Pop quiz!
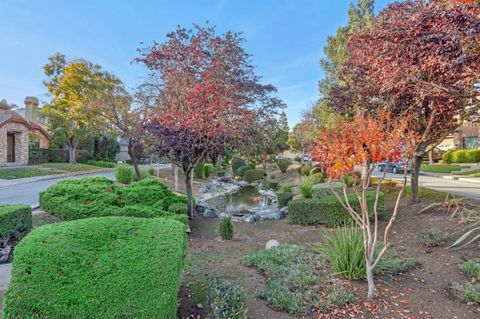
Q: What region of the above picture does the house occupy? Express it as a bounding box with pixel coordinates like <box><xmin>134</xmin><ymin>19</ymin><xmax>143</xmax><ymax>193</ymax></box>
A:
<box><xmin>0</xmin><ymin>97</ymin><xmax>51</xmax><ymax>166</ymax></box>
<box><xmin>453</xmin><ymin>122</ymin><xmax>480</xmax><ymax>149</ymax></box>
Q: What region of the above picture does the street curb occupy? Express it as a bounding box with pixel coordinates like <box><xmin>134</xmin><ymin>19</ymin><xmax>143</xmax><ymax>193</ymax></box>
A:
<box><xmin>457</xmin><ymin>177</ymin><xmax>480</xmax><ymax>184</ymax></box>
<box><xmin>0</xmin><ymin>168</ymin><xmax>114</xmax><ymax>189</ymax></box>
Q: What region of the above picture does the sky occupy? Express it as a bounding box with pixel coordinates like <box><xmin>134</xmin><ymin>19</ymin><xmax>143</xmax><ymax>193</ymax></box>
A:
<box><xmin>0</xmin><ymin>0</ymin><xmax>391</xmax><ymax>127</ymax></box>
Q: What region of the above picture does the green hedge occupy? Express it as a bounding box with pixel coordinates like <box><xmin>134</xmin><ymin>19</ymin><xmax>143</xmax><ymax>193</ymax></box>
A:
<box><xmin>288</xmin><ymin>191</ymin><xmax>384</xmax><ymax>227</ymax></box>
<box><xmin>0</xmin><ymin>205</ymin><xmax>32</xmax><ymax>241</ymax></box>
<box><xmin>86</xmin><ymin>160</ymin><xmax>116</xmax><ymax>168</ymax></box>
<box><xmin>40</xmin><ymin>177</ymin><xmax>188</xmax><ymax>224</ymax></box>
<box><xmin>312</xmin><ymin>182</ymin><xmax>343</xmax><ymax>199</ymax></box>
<box><xmin>2</xmin><ymin>217</ymin><xmax>186</xmax><ymax>319</ymax></box>
<box><xmin>443</xmin><ymin>149</ymin><xmax>480</xmax><ymax>164</ymax></box>
<box><xmin>277</xmin><ymin>192</ymin><xmax>293</xmax><ymax>208</ymax></box>
<box><xmin>244</xmin><ymin>169</ymin><xmax>266</xmax><ymax>182</ymax></box>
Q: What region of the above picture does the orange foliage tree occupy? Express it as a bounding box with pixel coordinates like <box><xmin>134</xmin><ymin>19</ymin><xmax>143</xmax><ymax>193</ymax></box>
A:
<box><xmin>312</xmin><ymin>112</ymin><xmax>419</xmax><ymax>298</ymax></box>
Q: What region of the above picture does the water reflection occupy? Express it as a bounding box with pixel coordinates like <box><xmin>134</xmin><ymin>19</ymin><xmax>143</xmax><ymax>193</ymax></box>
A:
<box><xmin>209</xmin><ymin>186</ymin><xmax>273</xmax><ymax>216</ymax></box>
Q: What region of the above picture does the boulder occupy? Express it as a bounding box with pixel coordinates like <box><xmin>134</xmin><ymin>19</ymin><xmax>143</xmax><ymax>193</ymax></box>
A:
<box><xmin>266</xmin><ymin>239</ymin><xmax>280</xmax><ymax>250</ymax></box>
<box><xmin>243</xmin><ymin>215</ymin><xmax>255</xmax><ymax>223</ymax></box>
<box><xmin>202</xmin><ymin>208</ymin><xmax>219</xmax><ymax>218</ymax></box>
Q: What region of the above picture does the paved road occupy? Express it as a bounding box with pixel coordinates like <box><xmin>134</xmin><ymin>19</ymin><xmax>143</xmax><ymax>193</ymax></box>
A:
<box><xmin>0</xmin><ymin>171</ymin><xmax>116</xmax><ymax>206</ymax></box>
<box><xmin>372</xmin><ymin>171</ymin><xmax>480</xmax><ymax>200</ymax></box>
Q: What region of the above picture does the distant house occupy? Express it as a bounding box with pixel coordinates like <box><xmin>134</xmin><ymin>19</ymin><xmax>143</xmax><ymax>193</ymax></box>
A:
<box><xmin>454</xmin><ymin>122</ymin><xmax>480</xmax><ymax>149</ymax></box>
<box><xmin>0</xmin><ymin>97</ymin><xmax>51</xmax><ymax>166</ymax></box>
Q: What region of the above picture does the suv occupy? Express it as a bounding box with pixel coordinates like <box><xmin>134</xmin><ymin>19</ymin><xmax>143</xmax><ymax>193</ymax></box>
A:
<box><xmin>377</xmin><ymin>160</ymin><xmax>411</xmax><ymax>174</ymax></box>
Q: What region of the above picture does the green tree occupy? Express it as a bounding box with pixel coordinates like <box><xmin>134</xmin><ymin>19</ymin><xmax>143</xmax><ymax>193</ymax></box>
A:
<box><xmin>42</xmin><ymin>53</ymin><xmax>116</xmax><ymax>163</ymax></box>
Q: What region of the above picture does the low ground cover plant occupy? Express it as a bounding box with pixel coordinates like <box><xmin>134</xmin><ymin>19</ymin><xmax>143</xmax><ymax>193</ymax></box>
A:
<box><xmin>416</xmin><ymin>228</ymin><xmax>446</xmax><ymax>247</ymax></box>
<box><xmin>2</xmin><ymin>217</ymin><xmax>186</xmax><ymax>318</ymax></box>
<box><xmin>207</xmin><ymin>279</ymin><xmax>248</xmax><ymax>319</ymax></box>
<box><xmin>288</xmin><ymin>191</ymin><xmax>384</xmax><ymax>227</ymax></box>
<box><xmin>459</xmin><ymin>283</ymin><xmax>480</xmax><ymax>304</ymax></box>
<box><xmin>40</xmin><ymin>177</ymin><xmax>188</xmax><ymax>223</ymax></box>
<box><xmin>459</xmin><ymin>260</ymin><xmax>480</xmax><ymax>281</ymax></box>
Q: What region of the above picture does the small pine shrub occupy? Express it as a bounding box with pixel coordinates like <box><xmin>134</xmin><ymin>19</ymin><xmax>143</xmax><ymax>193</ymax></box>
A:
<box><xmin>115</xmin><ymin>165</ymin><xmax>133</xmax><ymax>184</ymax></box>
<box><xmin>148</xmin><ymin>167</ymin><xmax>155</xmax><ymax>176</ymax></box>
<box><xmin>231</xmin><ymin>157</ymin><xmax>247</xmax><ymax>175</ymax></box>
<box><xmin>416</xmin><ymin>228</ymin><xmax>446</xmax><ymax>247</ymax></box>
<box><xmin>277</xmin><ymin>192</ymin><xmax>293</xmax><ymax>208</ymax></box>
<box><xmin>204</xmin><ymin>164</ymin><xmax>213</xmax><ymax>178</ymax></box>
<box><xmin>206</xmin><ymin>279</ymin><xmax>248</xmax><ymax>319</ymax></box>
<box><xmin>459</xmin><ymin>260</ymin><xmax>480</xmax><ymax>280</ymax></box>
<box><xmin>280</xmin><ymin>183</ymin><xmax>293</xmax><ymax>193</ymax></box>
<box><xmin>277</xmin><ymin>159</ymin><xmax>291</xmax><ymax>173</ymax></box>
<box><xmin>218</xmin><ymin>217</ymin><xmax>234</xmax><ymax>240</ymax></box>
<box><xmin>195</xmin><ymin>162</ymin><xmax>206</xmax><ymax>179</ymax></box>
<box><xmin>236</xmin><ymin>165</ymin><xmax>249</xmax><ymax>178</ymax></box>
<box><xmin>244</xmin><ymin>169</ymin><xmax>265</xmax><ymax>182</ymax></box>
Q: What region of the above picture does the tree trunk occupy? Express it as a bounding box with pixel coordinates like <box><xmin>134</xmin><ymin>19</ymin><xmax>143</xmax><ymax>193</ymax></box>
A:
<box><xmin>127</xmin><ymin>143</ymin><xmax>141</xmax><ymax>180</ymax></box>
<box><xmin>410</xmin><ymin>141</ymin><xmax>427</xmax><ymax>203</ymax></box>
<box><xmin>428</xmin><ymin>149</ymin><xmax>433</xmax><ymax>165</ymax></box>
<box><xmin>174</xmin><ymin>165</ymin><xmax>179</xmax><ymax>191</ymax></box>
<box><xmin>68</xmin><ymin>136</ymin><xmax>79</xmax><ymax>164</ymax></box>
<box><xmin>366</xmin><ymin>262</ymin><xmax>375</xmax><ymax>299</ymax></box>
<box><xmin>184</xmin><ymin>169</ymin><xmax>194</xmax><ymax>219</ymax></box>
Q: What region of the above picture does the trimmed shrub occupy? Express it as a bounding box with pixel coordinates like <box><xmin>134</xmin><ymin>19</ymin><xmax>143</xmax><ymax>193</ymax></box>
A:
<box><xmin>195</xmin><ymin>162</ymin><xmax>206</xmax><ymax>179</ymax></box>
<box><xmin>207</xmin><ymin>279</ymin><xmax>248</xmax><ymax>319</ymax></box>
<box><xmin>231</xmin><ymin>157</ymin><xmax>246</xmax><ymax>175</ymax></box>
<box><xmin>442</xmin><ymin>150</ymin><xmax>454</xmax><ymax>164</ymax></box>
<box><xmin>277</xmin><ymin>158</ymin><xmax>291</xmax><ymax>173</ymax></box>
<box><xmin>277</xmin><ymin>192</ymin><xmax>293</xmax><ymax>208</ymax></box>
<box><xmin>288</xmin><ymin>191</ymin><xmax>385</xmax><ymax>227</ymax></box>
<box><xmin>86</xmin><ymin>160</ymin><xmax>116</xmax><ymax>168</ymax></box>
<box><xmin>443</xmin><ymin>149</ymin><xmax>480</xmax><ymax>163</ymax></box>
<box><xmin>0</xmin><ymin>205</ymin><xmax>32</xmax><ymax>241</ymax></box>
<box><xmin>39</xmin><ymin>177</ymin><xmax>188</xmax><ymax>223</ymax></box>
<box><xmin>2</xmin><ymin>217</ymin><xmax>186</xmax><ymax>319</ymax></box>
<box><xmin>312</xmin><ymin>182</ymin><xmax>343</xmax><ymax>199</ymax></box>
<box><xmin>115</xmin><ymin>164</ymin><xmax>133</xmax><ymax>184</ymax></box>
<box><xmin>218</xmin><ymin>217</ymin><xmax>234</xmax><ymax>240</ymax></box>
<box><xmin>466</xmin><ymin>150</ymin><xmax>480</xmax><ymax>163</ymax></box>
<box><xmin>168</xmin><ymin>202</ymin><xmax>188</xmax><ymax>215</ymax></box>
<box><xmin>236</xmin><ymin>165</ymin><xmax>249</xmax><ymax>178</ymax></box>
<box><xmin>452</xmin><ymin>150</ymin><xmax>467</xmax><ymax>163</ymax></box>
<box><xmin>244</xmin><ymin>169</ymin><xmax>265</xmax><ymax>183</ymax></box>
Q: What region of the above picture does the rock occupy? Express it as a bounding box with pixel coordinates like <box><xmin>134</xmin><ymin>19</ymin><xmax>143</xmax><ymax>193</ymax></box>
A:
<box><xmin>280</xmin><ymin>206</ymin><xmax>289</xmax><ymax>214</ymax></box>
<box><xmin>218</xmin><ymin>212</ymin><xmax>230</xmax><ymax>220</ymax></box>
<box><xmin>244</xmin><ymin>215</ymin><xmax>255</xmax><ymax>223</ymax></box>
<box><xmin>202</xmin><ymin>208</ymin><xmax>219</xmax><ymax>218</ymax></box>
<box><xmin>271</xmin><ymin>210</ymin><xmax>286</xmax><ymax>220</ymax></box>
<box><xmin>266</xmin><ymin>239</ymin><xmax>280</xmax><ymax>250</ymax></box>
<box><xmin>196</xmin><ymin>303</ymin><xmax>203</xmax><ymax>310</ymax></box>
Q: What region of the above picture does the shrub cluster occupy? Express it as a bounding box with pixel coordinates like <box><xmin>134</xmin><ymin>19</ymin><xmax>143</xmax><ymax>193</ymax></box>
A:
<box><xmin>115</xmin><ymin>164</ymin><xmax>134</xmax><ymax>184</ymax></box>
<box><xmin>443</xmin><ymin>149</ymin><xmax>480</xmax><ymax>164</ymax></box>
<box><xmin>260</xmin><ymin>180</ymin><xmax>279</xmax><ymax>191</ymax></box>
<box><xmin>207</xmin><ymin>279</ymin><xmax>248</xmax><ymax>319</ymax></box>
<box><xmin>288</xmin><ymin>191</ymin><xmax>384</xmax><ymax>227</ymax></box>
<box><xmin>312</xmin><ymin>182</ymin><xmax>343</xmax><ymax>199</ymax></box>
<box><xmin>236</xmin><ymin>165</ymin><xmax>249</xmax><ymax>178</ymax></box>
<box><xmin>244</xmin><ymin>169</ymin><xmax>265</xmax><ymax>182</ymax></box>
<box><xmin>2</xmin><ymin>217</ymin><xmax>186</xmax><ymax>318</ymax></box>
<box><xmin>277</xmin><ymin>192</ymin><xmax>293</xmax><ymax>208</ymax></box>
<box><xmin>218</xmin><ymin>217</ymin><xmax>234</xmax><ymax>240</ymax></box>
<box><xmin>40</xmin><ymin>177</ymin><xmax>188</xmax><ymax>223</ymax></box>
<box><xmin>459</xmin><ymin>260</ymin><xmax>480</xmax><ymax>281</ymax></box>
<box><xmin>86</xmin><ymin>160</ymin><xmax>116</xmax><ymax>168</ymax></box>
<box><xmin>0</xmin><ymin>205</ymin><xmax>32</xmax><ymax>242</ymax></box>
<box><xmin>231</xmin><ymin>157</ymin><xmax>247</xmax><ymax>175</ymax></box>
<box><xmin>416</xmin><ymin>228</ymin><xmax>446</xmax><ymax>247</ymax></box>
<box><xmin>276</xmin><ymin>158</ymin><xmax>291</xmax><ymax>173</ymax></box>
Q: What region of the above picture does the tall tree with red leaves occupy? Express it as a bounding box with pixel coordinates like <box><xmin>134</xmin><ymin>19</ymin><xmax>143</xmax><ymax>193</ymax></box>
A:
<box><xmin>137</xmin><ymin>24</ymin><xmax>284</xmax><ymax>217</ymax></box>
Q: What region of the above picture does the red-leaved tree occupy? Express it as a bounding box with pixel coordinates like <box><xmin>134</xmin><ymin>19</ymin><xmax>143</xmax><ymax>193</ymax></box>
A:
<box><xmin>331</xmin><ymin>0</ymin><xmax>480</xmax><ymax>202</ymax></box>
<box><xmin>137</xmin><ymin>25</ymin><xmax>283</xmax><ymax>217</ymax></box>
<box><xmin>312</xmin><ymin>112</ymin><xmax>419</xmax><ymax>298</ymax></box>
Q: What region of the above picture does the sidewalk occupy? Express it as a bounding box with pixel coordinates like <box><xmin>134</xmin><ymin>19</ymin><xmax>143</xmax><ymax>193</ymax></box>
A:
<box><xmin>420</xmin><ymin>171</ymin><xmax>480</xmax><ymax>184</ymax></box>
<box><xmin>0</xmin><ymin>168</ymin><xmax>114</xmax><ymax>189</ymax></box>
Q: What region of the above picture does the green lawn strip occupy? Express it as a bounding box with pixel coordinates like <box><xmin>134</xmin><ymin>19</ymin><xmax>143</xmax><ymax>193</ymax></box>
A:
<box><xmin>0</xmin><ymin>167</ymin><xmax>63</xmax><ymax>180</ymax></box>
<box><xmin>457</xmin><ymin>169</ymin><xmax>480</xmax><ymax>177</ymax></box>
<box><xmin>37</xmin><ymin>162</ymin><xmax>102</xmax><ymax>172</ymax></box>
<box><xmin>420</xmin><ymin>165</ymin><xmax>462</xmax><ymax>173</ymax></box>
<box><xmin>2</xmin><ymin>217</ymin><xmax>187</xmax><ymax>318</ymax></box>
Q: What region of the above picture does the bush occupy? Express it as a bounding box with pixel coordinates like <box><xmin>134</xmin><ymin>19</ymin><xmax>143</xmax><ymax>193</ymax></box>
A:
<box><xmin>299</xmin><ymin>174</ymin><xmax>324</xmax><ymax>198</ymax></box>
<box><xmin>277</xmin><ymin>158</ymin><xmax>291</xmax><ymax>173</ymax></box>
<box><xmin>277</xmin><ymin>192</ymin><xmax>293</xmax><ymax>208</ymax></box>
<box><xmin>148</xmin><ymin>167</ymin><xmax>155</xmax><ymax>176</ymax></box>
<box><xmin>416</xmin><ymin>228</ymin><xmax>446</xmax><ymax>247</ymax></box>
<box><xmin>465</xmin><ymin>150</ymin><xmax>480</xmax><ymax>163</ymax></box>
<box><xmin>115</xmin><ymin>164</ymin><xmax>133</xmax><ymax>184</ymax></box>
<box><xmin>86</xmin><ymin>160</ymin><xmax>116</xmax><ymax>168</ymax></box>
<box><xmin>261</xmin><ymin>180</ymin><xmax>279</xmax><ymax>191</ymax></box>
<box><xmin>2</xmin><ymin>217</ymin><xmax>186</xmax><ymax>319</ymax></box>
<box><xmin>207</xmin><ymin>279</ymin><xmax>248</xmax><ymax>319</ymax></box>
<box><xmin>459</xmin><ymin>283</ymin><xmax>480</xmax><ymax>304</ymax></box>
<box><xmin>133</xmin><ymin>167</ymin><xmax>151</xmax><ymax>181</ymax></box>
<box><xmin>243</xmin><ymin>245</ymin><xmax>322</xmax><ymax>315</ymax></box>
<box><xmin>236</xmin><ymin>165</ymin><xmax>249</xmax><ymax>178</ymax></box>
<box><xmin>168</xmin><ymin>202</ymin><xmax>188</xmax><ymax>215</ymax></box>
<box><xmin>0</xmin><ymin>205</ymin><xmax>32</xmax><ymax>241</ymax></box>
<box><xmin>204</xmin><ymin>164</ymin><xmax>213</xmax><ymax>178</ymax></box>
<box><xmin>231</xmin><ymin>157</ymin><xmax>247</xmax><ymax>175</ymax></box>
<box><xmin>218</xmin><ymin>217</ymin><xmax>234</xmax><ymax>240</ymax></box>
<box><xmin>244</xmin><ymin>169</ymin><xmax>265</xmax><ymax>183</ymax></box>
<box><xmin>217</xmin><ymin>170</ymin><xmax>226</xmax><ymax>177</ymax></box>
<box><xmin>280</xmin><ymin>183</ymin><xmax>293</xmax><ymax>193</ymax></box>
<box><xmin>443</xmin><ymin>149</ymin><xmax>480</xmax><ymax>163</ymax></box>
<box><xmin>319</xmin><ymin>227</ymin><xmax>415</xmax><ymax>280</ymax></box>
<box><xmin>460</xmin><ymin>260</ymin><xmax>480</xmax><ymax>280</ymax></box>
<box><xmin>312</xmin><ymin>182</ymin><xmax>343</xmax><ymax>199</ymax></box>
<box><xmin>39</xmin><ymin>177</ymin><xmax>188</xmax><ymax>223</ymax></box>
<box><xmin>288</xmin><ymin>191</ymin><xmax>384</xmax><ymax>227</ymax></box>
<box><xmin>195</xmin><ymin>162</ymin><xmax>206</xmax><ymax>179</ymax></box>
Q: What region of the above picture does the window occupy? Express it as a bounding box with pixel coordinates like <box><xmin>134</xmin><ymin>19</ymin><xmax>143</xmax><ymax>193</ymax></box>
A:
<box><xmin>463</xmin><ymin>136</ymin><xmax>479</xmax><ymax>149</ymax></box>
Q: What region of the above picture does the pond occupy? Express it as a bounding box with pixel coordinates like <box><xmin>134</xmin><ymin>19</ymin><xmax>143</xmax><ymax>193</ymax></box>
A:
<box><xmin>207</xmin><ymin>185</ymin><xmax>276</xmax><ymax>217</ymax></box>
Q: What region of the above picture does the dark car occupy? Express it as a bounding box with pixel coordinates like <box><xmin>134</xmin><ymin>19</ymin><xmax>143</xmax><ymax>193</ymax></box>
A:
<box><xmin>377</xmin><ymin>160</ymin><xmax>411</xmax><ymax>174</ymax></box>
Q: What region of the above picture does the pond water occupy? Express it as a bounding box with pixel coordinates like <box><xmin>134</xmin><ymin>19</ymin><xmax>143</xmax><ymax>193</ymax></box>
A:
<box><xmin>207</xmin><ymin>185</ymin><xmax>275</xmax><ymax>216</ymax></box>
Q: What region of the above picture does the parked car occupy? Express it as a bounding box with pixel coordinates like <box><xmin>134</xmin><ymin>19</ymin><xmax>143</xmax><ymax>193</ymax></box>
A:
<box><xmin>377</xmin><ymin>160</ymin><xmax>411</xmax><ymax>174</ymax></box>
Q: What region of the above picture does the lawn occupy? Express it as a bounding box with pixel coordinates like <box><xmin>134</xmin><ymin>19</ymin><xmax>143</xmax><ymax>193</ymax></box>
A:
<box><xmin>420</xmin><ymin>164</ymin><xmax>463</xmax><ymax>173</ymax></box>
<box><xmin>37</xmin><ymin>163</ymin><xmax>102</xmax><ymax>172</ymax></box>
<box><xmin>458</xmin><ymin>169</ymin><xmax>480</xmax><ymax>177</ymax></box>
<box><xmin>0</xmin><ymin>167</ymin><xmax>62</xmax><ymax>180</ymax></box>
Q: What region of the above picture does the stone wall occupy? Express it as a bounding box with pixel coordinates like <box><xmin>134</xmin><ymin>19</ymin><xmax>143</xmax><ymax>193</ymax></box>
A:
<box><xmin>0</xmin><ymin>123</ymin><xmax>29</xmax><ymax>166</ymax></box>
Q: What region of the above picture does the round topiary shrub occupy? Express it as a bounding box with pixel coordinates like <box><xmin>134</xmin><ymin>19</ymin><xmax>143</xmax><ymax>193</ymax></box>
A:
<box><xmin>115</xmin><ymin>165</ymin><xmax>133</xmax><ymax>184</ymax></box>
<box><xmin>277</xmin><ymin>192</ymin><xmax>293</xmax><ymax>208</ymax></box>
<box><xmin>231</xmin><ymin>157</ymin><xmax>246</xmax><ymax>175</ymax></box>
<box><xmin>218</xmin><ymin>216</ymin><xmax>234</xmax><ymax>240</ymax></box>
<box><xmin>237</xmin><ymin>165</ymin><xmax>249</xmax><ymax>178</ymax></box>
<box><xmin>244</xmin><ymin>169</ymin><xmax>266</xmax><ymax>183</ymax></box>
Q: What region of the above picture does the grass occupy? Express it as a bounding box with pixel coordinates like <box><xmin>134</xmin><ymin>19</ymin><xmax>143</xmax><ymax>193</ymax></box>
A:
<box><xmin>37</xmin><ymin>162</ymin><xmax>101</xmax><ymax>172</ymax></box>
<box><xmin>2</xmin><ymin>217</ymin><xmax>187</xmax><ymax>318</ymax></box>
<box><xmin>458</xmin><ymin>169</ymin><xmax>480</xmax><ymax>177</ymax></box>
<box><xmin>404</xmin><ymin>185</ymin><xmax>451</xmax><ymax>203</ymax></box>
<box><xmin>243</xmin><ymin>245</ymin><xmax>323</xmax><ymax>315</ymax></box>
<box><xmin>420</xmin><ymin>164</ymin><xmax>462</xmax><ymax>173</ymax></box>
<box><xmin>459</xmin><ymin>260</ymin><xmax>480</xmax><ymax>281</ymax></box>
<box><xmin>460</xmin><ymin>283</ymin><xmax>480</xmax><ymax>304</ymax></box>
<box><xmin>0</xmin><ymin>167</ymin><xmax>62</xmax><ymax>179</ymax></box>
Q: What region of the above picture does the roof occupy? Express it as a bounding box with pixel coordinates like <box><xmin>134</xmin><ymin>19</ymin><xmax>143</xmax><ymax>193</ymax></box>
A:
<box><xmin>0</xmin><ymin>112</ymin><xmax>51</xmax><ymax>140</ymax></box>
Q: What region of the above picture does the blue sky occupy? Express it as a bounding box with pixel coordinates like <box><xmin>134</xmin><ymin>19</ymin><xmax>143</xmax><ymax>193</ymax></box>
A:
<box><xmin>0</xmin><ymin>0</ymin><xmax>391</xmax><ymax>126</ymax></box>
